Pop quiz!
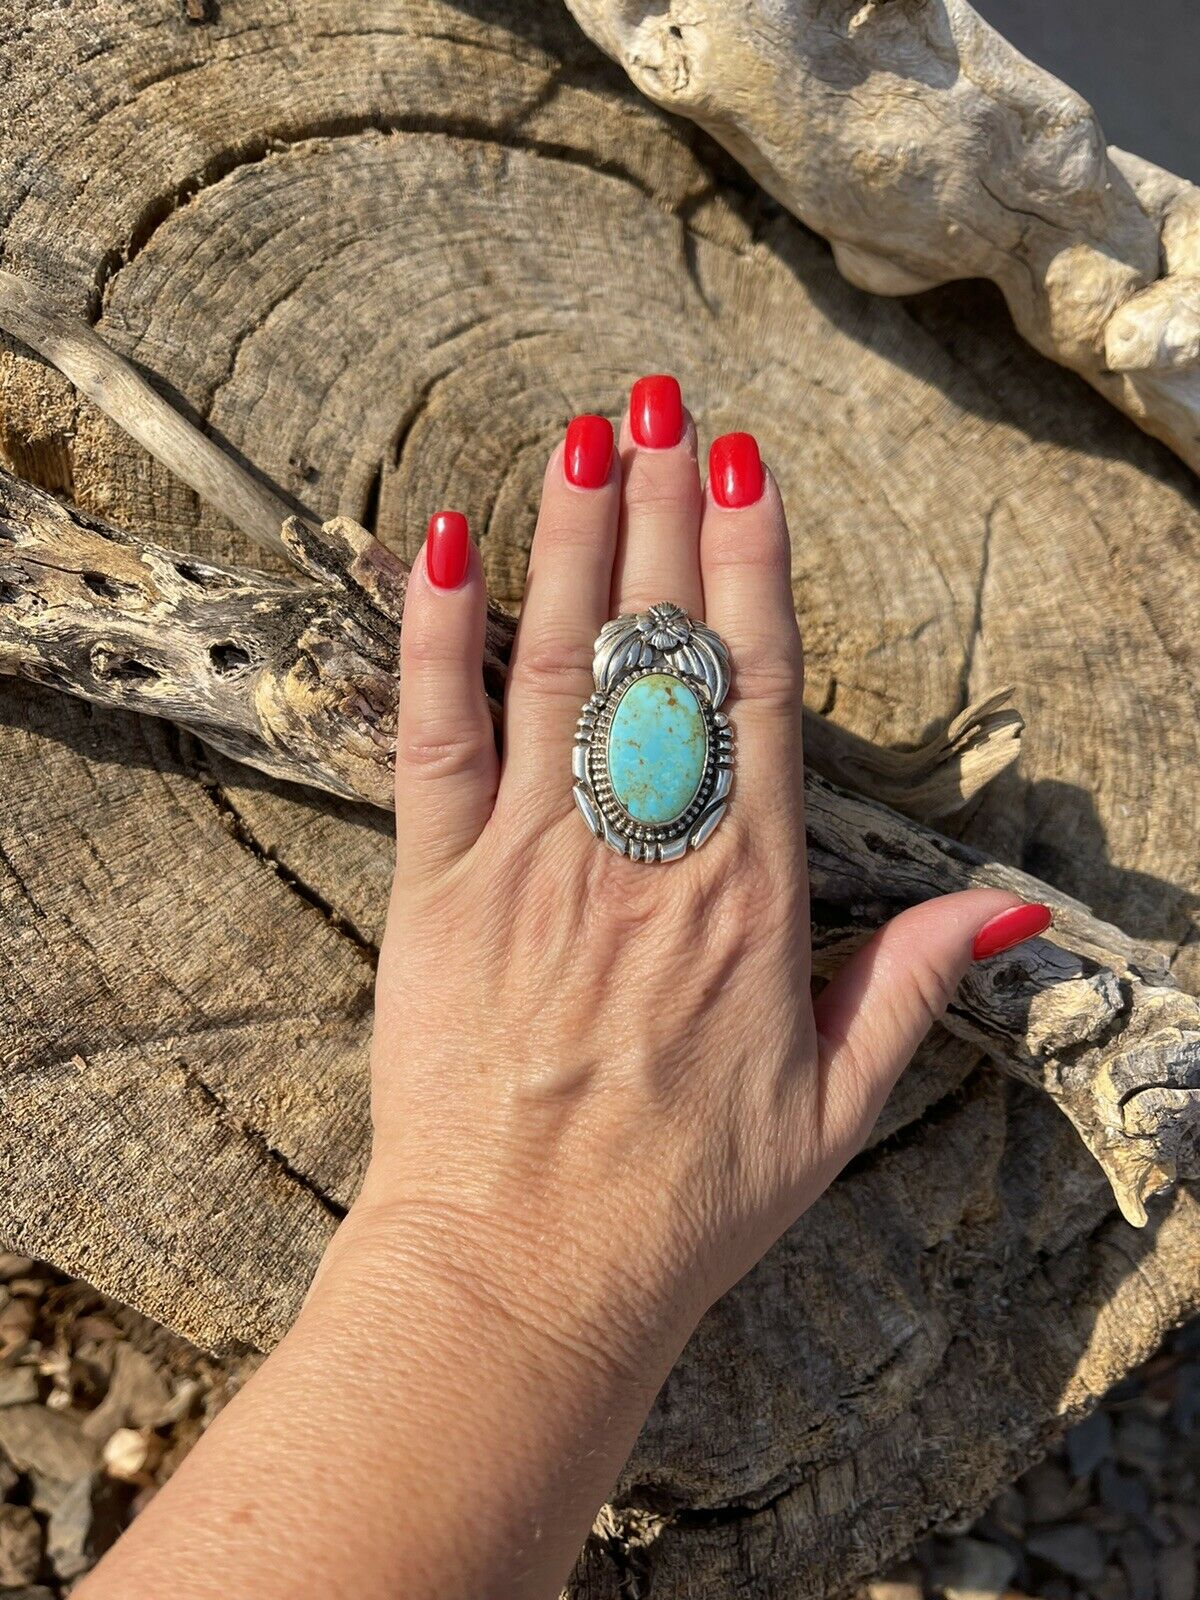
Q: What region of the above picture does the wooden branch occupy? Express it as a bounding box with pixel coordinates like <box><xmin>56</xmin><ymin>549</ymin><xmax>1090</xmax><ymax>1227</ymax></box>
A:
<box><xmin>806</xmin><ymin>783</ymin><xmax>1200</xmax><ymax>1228</ymax></box>
<box><xmin>2</xmin><ymin>467</ymin><xmax>1195</xmax><ymax>1225</ymax></box>
<box><xmin>802</xmin><ymin>685</ymin><xmax>1023</xmax><ymax>824</ymax></box>
<box><xmin>0</xmin><ymin>270</ymin><xmax>306</xmax><ymax>556</ymax></box>
<box><xmin>563</xmin><ymin>0</ymin><xmax>1200</xmax><ymax>476</ymax></box>
<box><xmin>0</xmin><ymin>474</ymin><xmax>510</xmax><ymax>806</ymax></box>
<box><xmin>0</xmin><ymin>465</ymin><xmax>1018</xmax><ymax>821</ymax></box>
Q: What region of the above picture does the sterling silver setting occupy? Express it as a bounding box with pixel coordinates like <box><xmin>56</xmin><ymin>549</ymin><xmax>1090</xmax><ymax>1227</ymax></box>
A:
<box><xmin>572</xmin><ymin>603</ymin><xmax>734</xmax><ymax>862</ymax></box>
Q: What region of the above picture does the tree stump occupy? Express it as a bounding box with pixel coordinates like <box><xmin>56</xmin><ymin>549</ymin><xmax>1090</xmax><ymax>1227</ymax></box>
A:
<box><xmin>1</xmin><ymin>3</ymin><xmax>1199</xmax><ymax>1595</ymax></box>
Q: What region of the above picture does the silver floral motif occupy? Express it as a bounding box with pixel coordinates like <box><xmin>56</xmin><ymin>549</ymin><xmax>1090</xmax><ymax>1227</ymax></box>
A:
<box><xmin>592</xmin><ymin>604</ymin><xmax>730</xmax><ymax>707</ymax></box>
<box><xmin>637</xmin><ymin>602</ymin><xmax>692</xmax><ymax>651</ymax></box>
<box><xmin>573</xmin><ymin>603</ymin><xmax>735</xmax><ymax>862</ymax></box>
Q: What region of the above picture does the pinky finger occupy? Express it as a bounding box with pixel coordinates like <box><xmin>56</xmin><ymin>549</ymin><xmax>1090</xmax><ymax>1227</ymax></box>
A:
<box><xmin>394</xmin><ymin>512</ymin><xmax>498</xmax><ymax>878</ymax></box>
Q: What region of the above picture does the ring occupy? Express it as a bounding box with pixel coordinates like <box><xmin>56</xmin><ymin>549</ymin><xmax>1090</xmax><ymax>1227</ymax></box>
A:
<box><xmin>572</xmin><ymin>603</ymin><xmax>734</xmax><ymax>861</ymax></box>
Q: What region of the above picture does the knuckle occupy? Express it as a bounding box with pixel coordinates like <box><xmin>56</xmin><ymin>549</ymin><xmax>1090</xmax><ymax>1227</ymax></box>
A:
<box><xmin>734</xmin><ymin>647</ymin><xmax>803</xmax><ymax>714</ymax></box>
<box><xmin>580</xmin><ymin>850</ymin><xmax>664</xmax><ymax>935</ymax></box>
<box><xmin>622</xmin><ymin>471</ymin><xmax>698</xmax><ymax>519</ymax></box>
<box><xmin>514</xmin><ymin>629</ymin><xmax>594</xmax><ymax>696</ymax></box>
<box><xmin>704</xmin><ymin>519</ymin><xmax>788</xmax><ymax>573</ymax></box>
<box><xmin>907</xmin><ymin>952</ymin><xmax>959</xmax><ymax>1028</ymax></box>
<box><xmin>402</xmin><ymin>629</ymin><xmax>461</xmax><ymax>671</ymax></box>
<box><xmin>711</xmin><ymin>854</ymin><xmax>793</xmax><ymax>953</ymax></box>
<box><xmin>396</xmin><ymin>721</ymin><xmax>493</xmax><ymax>781</ymax></box>
<box><xmin>534</xmin><ymin>514</ymin><xmax>606</xmax><ymax>559</ymax></box>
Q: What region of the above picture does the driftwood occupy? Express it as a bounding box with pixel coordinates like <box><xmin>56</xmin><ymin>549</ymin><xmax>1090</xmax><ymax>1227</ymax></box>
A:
<box><xmin>1</xmin><ymin>457</ymin><xmax>1198</xmax><ymax>1228</ymax></box>
<box><xmin>3</xmin><ymin>4</ymin><xmax>1200</xmax><ymax>1596</ymax></box>
<box><xmin>565</xmin><ymin>0</ymin><xmax>1200</xmax><ymax>476</ymax></box>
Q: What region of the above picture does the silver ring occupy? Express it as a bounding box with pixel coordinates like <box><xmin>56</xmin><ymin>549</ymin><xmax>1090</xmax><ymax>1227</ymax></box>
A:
<box><xmin>572</xmin><ymin>603</ymin><xmax>735</xmax><ymax>861</ymax></box>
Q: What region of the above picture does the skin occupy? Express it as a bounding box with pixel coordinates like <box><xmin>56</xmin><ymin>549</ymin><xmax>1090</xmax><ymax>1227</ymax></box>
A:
<box><xmin>78</xmin><ymin>392</ymin><xmax>1029</xmax><ymax>1600</ymax></box>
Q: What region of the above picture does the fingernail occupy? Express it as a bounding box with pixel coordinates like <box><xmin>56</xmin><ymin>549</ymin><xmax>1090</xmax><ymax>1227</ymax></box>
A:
<box><xmin>709</xmin><ymin>432</ymin><xmax>764</xmax><ymax>508</ymax></box>
<box><xmin>426</xmin><ymin>510</ymin><xmax>471</xmax><ymax>590</ymax></box>
<box><xmin>564</xmin><ymin>415</ymin><xmax>614</xmax><ymax>489</ymax></box>
<box><xmin>971</xmin><ymin>903</ymin><xmax>1053</xmax><ymax>961</ymax></box>
<box><xmin>630</xmin><ymin>374</ymin><xmax>684</xmax><ymax>449</ymax></box>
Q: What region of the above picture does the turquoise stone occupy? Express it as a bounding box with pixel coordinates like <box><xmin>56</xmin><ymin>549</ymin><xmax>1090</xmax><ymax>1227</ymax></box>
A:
<box><xmin>607</xmin><ymin>673</ymin><xmax>707</xmax><ymax>824</ymax></box>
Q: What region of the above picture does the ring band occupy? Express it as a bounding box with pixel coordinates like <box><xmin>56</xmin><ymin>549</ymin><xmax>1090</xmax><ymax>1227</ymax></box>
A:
<box><xmin>572</xmin><ymin>603</ymin><xmax>734</xmax><ymax>861</ymax></box>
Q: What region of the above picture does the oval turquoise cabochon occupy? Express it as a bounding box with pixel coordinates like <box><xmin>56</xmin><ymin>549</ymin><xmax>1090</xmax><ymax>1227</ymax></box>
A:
<box><xmin>606</xmin><ymin>673</ymin><xmax>708</xmax><ymax>825</ymax></box>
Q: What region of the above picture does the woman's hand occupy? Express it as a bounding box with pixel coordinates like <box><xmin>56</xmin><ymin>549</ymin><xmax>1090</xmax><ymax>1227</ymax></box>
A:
<box><xmin>79</xmin><ymin>377</ymin><xmax>1049</xmax><ymax>1600</ymax></box>
<box><xmin>363</xmin><ymin>377</ymin><xmax>1043</xmax><ymax>1369</ymax></box>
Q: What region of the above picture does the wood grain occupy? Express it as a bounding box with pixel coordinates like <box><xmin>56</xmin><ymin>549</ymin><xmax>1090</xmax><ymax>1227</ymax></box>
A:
<box><xmin>568</xmin><ymin>0</ymin><xmax>1200</xmax><ymax>474</ymax></box>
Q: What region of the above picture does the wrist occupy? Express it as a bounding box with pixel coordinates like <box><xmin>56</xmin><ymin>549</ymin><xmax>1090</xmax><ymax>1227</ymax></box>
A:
<box><xmin>274</xmin><ymin>1167</ymin><xmax>686</xmax><ymax>1600</ymax></box>
<box><xmin>325</xmin><ymin>1162</ymin><xmax>693</xmax><ymax>1395</ymax></box>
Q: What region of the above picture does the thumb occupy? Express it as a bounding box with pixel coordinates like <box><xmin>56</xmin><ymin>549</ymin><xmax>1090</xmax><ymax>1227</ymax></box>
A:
<box><xmin>812</xmin><ymin>891</ymin><xmax>1052</xmax><ymax>1152</ymax></box>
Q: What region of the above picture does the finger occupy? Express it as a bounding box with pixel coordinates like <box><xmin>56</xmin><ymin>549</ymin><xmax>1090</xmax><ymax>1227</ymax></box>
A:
<box><xmin>611</xmin><ymin>375</ymin><xmax>704</xmax><ymax>618</ymax></box>
<box><xmin>394</xmin><ymin>511</ymin><xmax>498</xmax><ymax>877</ymax></box>
<box><xmin>812</xmin><ymin>893</ymin><xmax>1053</xmax><ymax>1150</ymax></box>
<box><xmin>699</xmin><ymin>433</ymin><xmax>803</xmax><ymax>810</ymax></box>
<box><xmin>499</xmin><ymin>415</ymin><xmax>619</xmax><ymax>802</ymax></box>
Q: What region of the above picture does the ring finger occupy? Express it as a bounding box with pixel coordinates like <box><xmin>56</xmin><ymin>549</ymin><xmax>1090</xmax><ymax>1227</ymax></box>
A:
<box><xmin>700</xmin><ymin>431</ymin><xmax>804</xmax><ymax>828</ymax></box>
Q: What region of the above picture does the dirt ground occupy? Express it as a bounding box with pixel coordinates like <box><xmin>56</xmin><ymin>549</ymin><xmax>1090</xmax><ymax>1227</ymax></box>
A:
<box><xmin>0</xmin><ymin>1252</ymin><xmax>1194</xmax><ymax>1597</ymax></box>
<box><xmin>869</xmin><ymin>1327</ymin><xmax>1200</xmax><ymax>1600</ymax></box>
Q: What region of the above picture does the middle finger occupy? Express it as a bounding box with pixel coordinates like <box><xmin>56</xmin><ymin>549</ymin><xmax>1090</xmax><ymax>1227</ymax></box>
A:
<box><xmin>611</xmin><ymin>374</ymin><xmax>705</xmax><ymax>620</ymax></box>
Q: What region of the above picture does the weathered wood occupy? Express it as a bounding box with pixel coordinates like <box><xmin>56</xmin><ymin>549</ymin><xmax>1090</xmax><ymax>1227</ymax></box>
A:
<box><xmin>0</xmin><ymin>270</ymin><xmax>306</xmax><ymax>557</ymax></box>
<box><xmin>0</xmin><ymin>468</ymin><xmax>509</xmax><ymax>804</ymax></box>
<box><xmin>804</xmin><ymin>781</ymin><xmax>1200</xmax><ymax>1229</ymax></box>
<box><xmin>0</xmin><ymin>455</ymin><xmax>1015</xmax><ymax>817</ymax></box>
<box><xmin>2</xmin><ymin>4</ymin><xmax>1200</xmax><ymax>1596</ymax></box>
<box><xmin>1</xmin><ymin>464</ymin><xmax>1196</xmax><ymax>1225</ymax></box>
<box><xmin>566</xmin><ymin>0</ymin><xmax>1200</xmax><ymax>476</ymax></box>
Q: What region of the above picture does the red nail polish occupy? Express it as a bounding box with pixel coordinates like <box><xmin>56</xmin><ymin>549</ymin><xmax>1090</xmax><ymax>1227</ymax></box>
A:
<box><xmin>709</xmin><ymin>432</ymin><xmax>764</xmax><ymax>508</ymax></box>
<box><xmin>971</xmin><ymin>903</ymin><xmax>1053</xmax><ymax>961</ymax></box>
<box><xmin>631</xmin><ymin>375</ymin><xmax>684</xmax><ymax>449</ymax></box>
<box><xmin>426</xmin><ymin>510</ymin><xmax>470</xmax><ymax>590</ymax></box>
<box><xmin>564</xmin><ymin>415</ymin><xmax>614</xmax><ymax>489</ymax></box>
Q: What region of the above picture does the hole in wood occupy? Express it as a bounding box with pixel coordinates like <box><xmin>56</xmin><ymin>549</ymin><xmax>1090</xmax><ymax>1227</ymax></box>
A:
<box><xmin>209</xmin><ymin>641</ymin><xmax>252</xmax><ymax>675</ymax></box>
<box><xmin>102</xmin><ymin>657</ymin><xmax>159</xmax><ymax>684</ymax></box>
<box><xmin>81</xmin><ymin>570</ymin><xmax>125</xmax><ymax>602</ymax></box>
<box><xmin>0</xmin><ymin>582</ymin><xmax>45</xmax><ymax>613</ymax></box>
<box><xmin>174</xmin><ymin>559</ymin><xmax>219</xmax><ymax>587</ymax></box>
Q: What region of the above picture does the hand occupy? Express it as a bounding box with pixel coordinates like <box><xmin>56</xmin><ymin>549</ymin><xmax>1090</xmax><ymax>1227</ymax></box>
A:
<box><xmin>76</xmin><ymin>377</ymin><xmax>1051</xmax><ymax>1600</ymax></box>
<box><xmin>362</xmin><ymin>376</ymin><xmax>1045</xmax><ymax>1367</ymax></box>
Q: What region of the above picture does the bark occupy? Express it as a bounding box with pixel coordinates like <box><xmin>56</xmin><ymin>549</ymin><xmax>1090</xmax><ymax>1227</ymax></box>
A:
<box><xmin>2</xmin><ymin>3</ymin><xmax>1200</xmax><ymax>1595</ymax></box>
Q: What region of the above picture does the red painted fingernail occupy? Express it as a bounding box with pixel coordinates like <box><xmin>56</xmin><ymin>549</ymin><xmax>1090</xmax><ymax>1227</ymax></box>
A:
<box><xmin>631</xmin><ymin>374</ymin><xmax>684</xmax><ymax>449</ymax></box>
<box><xmin>971</xmin><ymin>903</ymin><xmax>1053</xmax><ymax>961</ymax></box>
<box><xmin>564</xmin><ymin>415</ymin><xmax>614</xmax><ymax>489</ymax></box>
<box><xmin>709</xmin><ymin>432</ymin><xmax>763</xmax><ymax>508</ymax></box>
<box><xmin>426</xmin><ymin>510</ymin><xmax>470</xmax><ymax>590</ymax></box>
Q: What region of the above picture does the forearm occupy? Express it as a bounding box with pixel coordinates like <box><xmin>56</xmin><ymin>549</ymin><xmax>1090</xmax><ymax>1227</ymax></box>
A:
<box><xmin>77</xmin><ymin>1183</ymin><xmax>680</xmax><ymax>1600</ymax></box>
